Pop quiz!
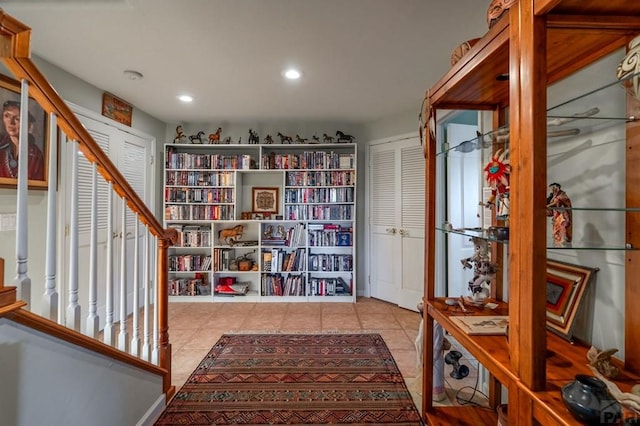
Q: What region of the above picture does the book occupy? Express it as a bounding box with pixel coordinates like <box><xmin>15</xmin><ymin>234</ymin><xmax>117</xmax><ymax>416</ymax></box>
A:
<box><xmin>450</xmin><ymin>315</ymin><xmax>508</xmax><ymax>335</ymax></box>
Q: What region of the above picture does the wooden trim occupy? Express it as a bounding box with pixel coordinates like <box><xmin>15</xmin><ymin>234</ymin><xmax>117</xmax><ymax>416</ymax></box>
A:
<box><xmin>625</xmin><ymin>92</ymin><xmax>640</xmax><ymax>374</ymax></box>
<box><xmin>508</xmin><ymin>0</ymin><xmax>547</xmax><ymax>391</ymax></box>
<box><xmin>421</xmin><ymin>102</ymin><xmax>437</xmax><ymax>418</ymax></box>
<box><xmin>6</xmin><ymin>309</ymin><xmax>167</xmax><ymax>377</ymax></box>
<box><xmin>0</xmin><ymin>299</ymin><xmax>26</xmax><ymax>316</ymax></box>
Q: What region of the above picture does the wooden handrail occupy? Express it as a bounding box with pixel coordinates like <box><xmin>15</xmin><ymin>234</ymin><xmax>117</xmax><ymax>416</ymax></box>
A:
<box><xmin>0</xmin><ymin>9</ymin><xmax>177</xmax><ymax>399</ymax></box>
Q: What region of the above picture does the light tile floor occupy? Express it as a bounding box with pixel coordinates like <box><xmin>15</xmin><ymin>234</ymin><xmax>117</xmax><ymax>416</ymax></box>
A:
<box><xmin>166</xmin><ymin>297</ymin><xmax>485</xmax><ymax>412</ymax></box>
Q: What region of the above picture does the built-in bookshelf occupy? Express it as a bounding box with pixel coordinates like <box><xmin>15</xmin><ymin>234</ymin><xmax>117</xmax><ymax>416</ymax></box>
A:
<box><xmin>164</xmin><ymin>143</ymin><xmax>356</xmax><ymax>302</ymax></box>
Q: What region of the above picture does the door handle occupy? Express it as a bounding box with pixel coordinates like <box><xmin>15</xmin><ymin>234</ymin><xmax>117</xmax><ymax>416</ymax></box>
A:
<box><xmin>399</xmin><ymin>229</ymin><xmax>408</xmax><ymax>236</ymax></box>
<box><xmin>112</xmin><ymin>232</ymin><xmax>120</xmax><ymax>239</ymax></box>
<box><xmin>386</xmin><ymin>227</ymin><xmax>397</xmax><ymax>235</ymax></box>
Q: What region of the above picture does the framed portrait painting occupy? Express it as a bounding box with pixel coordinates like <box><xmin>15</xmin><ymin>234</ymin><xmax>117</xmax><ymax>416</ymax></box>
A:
<box><xmin>0</xmin><ymin>74</ymin><xmax>49</xmax><ymax>189</ymax></box>
<box><xmin>252</xmin><ymin>187</ymin><xmax>279</xmax><ymax>214</ymax></box>
<box><xmin>546</xmin><ymin>259</ymin><xmax>597</xmax><ymax>341</ymax></box>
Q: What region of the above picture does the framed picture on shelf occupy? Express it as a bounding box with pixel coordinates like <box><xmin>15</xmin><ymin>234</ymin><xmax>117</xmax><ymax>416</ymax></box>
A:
<box><xmin>546</xmin><ymin>259</ymin><xmax>597</xmax><ymax>341</ymax></box>
<box><xmin>0</xmin><ymin>74</ymin><xmax>49</xmax><ymax>189</ymax></box>
<box><xmin>252</xmin><ymin>187</ymin><xmax>278</xmax><ymax>213</ymax></box>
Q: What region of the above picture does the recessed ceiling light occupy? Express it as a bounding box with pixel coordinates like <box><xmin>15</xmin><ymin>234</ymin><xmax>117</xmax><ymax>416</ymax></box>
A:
<box><xmin>283</xmin><ymin>68</ymin><xmax>302</xmax><ymax>80</ymax></box>
<box><xmin>178</xmin><ymin>94</ymin><xmax>193</xmax><ymax>103</ymax></box>
<box><xmin>123</xmin><ymin>70</ymin><xmax>143</xmax><ymax>80</ymax></box>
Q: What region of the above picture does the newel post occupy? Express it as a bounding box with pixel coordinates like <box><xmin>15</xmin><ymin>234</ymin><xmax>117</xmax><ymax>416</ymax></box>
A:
<box><xmin>156</xmin><ymin>235</ymin><xmax>172</xmax><ymax>389</ymax></box>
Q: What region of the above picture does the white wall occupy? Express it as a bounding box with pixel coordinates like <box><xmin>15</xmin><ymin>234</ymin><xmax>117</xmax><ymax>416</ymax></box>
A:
<box><xmin>0</xmin><ymin>318</ymin><xmax>164</xmax><ymax>426</ymax></box>
<box><xmin>546</xmin><ymin>50</ymin><xmax>627</xmax><ymax>353</ymax></box>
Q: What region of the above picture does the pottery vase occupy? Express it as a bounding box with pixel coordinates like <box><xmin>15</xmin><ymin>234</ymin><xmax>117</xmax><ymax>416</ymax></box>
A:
<box><xmin>617</xmin><ymin>35</ymin><xmax>640</xmax><ymax>101</ymax></box>
<box><xmin>561</xmin><ymin>375</ymin><xmax>621</xmax><ymax>425</ymax></box>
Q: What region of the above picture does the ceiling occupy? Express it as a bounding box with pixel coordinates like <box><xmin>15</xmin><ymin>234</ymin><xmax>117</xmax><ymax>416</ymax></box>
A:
<box><xmin>2</xmin><ymin>0</ymin><xmax>489</xmax><ymax>125</ymax></box>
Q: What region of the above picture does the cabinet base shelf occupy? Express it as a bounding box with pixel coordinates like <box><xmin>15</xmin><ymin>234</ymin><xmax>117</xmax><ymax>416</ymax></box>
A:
<box><xmin>425</xmin><ymin>406</ymin><xmax>497</xmax><ymax>426</ymax></box>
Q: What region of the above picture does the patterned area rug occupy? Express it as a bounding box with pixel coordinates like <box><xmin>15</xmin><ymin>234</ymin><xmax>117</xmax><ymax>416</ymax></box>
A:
<box><xmin>155</xmin><ymin>333</ymin><xmax>424</xmax><ymax>425</ymax></box>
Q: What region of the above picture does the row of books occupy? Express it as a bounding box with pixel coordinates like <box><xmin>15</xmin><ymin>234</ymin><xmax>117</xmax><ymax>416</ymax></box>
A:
<box><xmin>168</xmin><ymin>254</ymin><xmax>212</xmax><ymax>272</ymax></box>
<box><xmin>261</xmin><ymin>223</ymin><xmax>306</xmax><ymax>248</ymax></box>
<box><xmin>165</xmin><ymin>170</ymin><xmax>234</xmax><ymax>186</ymax></box>
<box><xmin>165</xmin><ymin>187</ymin><xmax>234</xmax><ymax>204</ymax></box>
<box><xmin>168</xmin><ymin>277</ymin><xmax>210</xmax><ymax>296</ymax></box>
<box><xmin>213</xmin><ymin>247</ymin><xmax>235</xmax><ymax>271</ymax></box>
<box><xmin>284</xmin><ymin>187</ymin><xmax>355</xmax><ymax>203</ymax></box>
<box><xmin>308</xmin><ymin>223</ymin><xmax>352</xmax><ymax>247</ymax></box>
<box><xmin>260</xmin><ymin>152</ymin><xmax>354</xmax><ymax>170</ymax></box>
<box><xmin>285</xmin><ymin>170</ymin><xmax>356</xmax><ymax>187</ymax></box>
<box><xmin>166</xmin><ymin>151</ymin><xmax>256</xmax><ymax>170</ymax></box>
<box><xmin>170</xmin><ymin>225</ymin><xmax>212</xmax><ymax>247</ymax></box>
<box><xmin>284</xmin><ymin>205</ymin><xmax>353</xmax><ymax>221</ymax></box>
<box><xmin>308</xmin><ymin>253</ymin><xmax>353</xmax><ymax>272</ymax></box>
<box><xmin>262</xmin><ymin>248</ymin><xmax>306</xmax><ymax>272</ymax></box>
<box><xmin>165</xmin><ymin>204</ymin><xmax>235</xmax><ymax>221</ymax></box>
<box><xmin>261</xmin><ymin>273</ymin><xmax>305</xmax><ymax>296</ymax></box>
<box><xmin>308</xmin><ymin>276</ymin><xmax>351</xmax><ymax>296</ymax></box>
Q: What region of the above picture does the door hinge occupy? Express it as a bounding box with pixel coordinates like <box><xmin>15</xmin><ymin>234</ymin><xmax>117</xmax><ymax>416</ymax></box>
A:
<box><xmin>150</xmin><ymin>155</ymin><xmax>154</xmax><ymax>165</ymax></box>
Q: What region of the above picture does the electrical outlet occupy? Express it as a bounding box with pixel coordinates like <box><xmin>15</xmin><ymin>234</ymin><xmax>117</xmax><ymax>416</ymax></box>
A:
<box><xmin>0</xmin><ymin>213</ymin><xmax>17</xmax><ymax>232</ymax></box>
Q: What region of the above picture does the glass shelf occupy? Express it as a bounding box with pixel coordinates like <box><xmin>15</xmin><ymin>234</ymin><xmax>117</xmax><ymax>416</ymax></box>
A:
<box><xmin>436</xmin><ymin>227</ymin><xmax>637</xmax><ymax>250</ymax></box>
<box><xmin>437</xmin><ymin>72</ymin><xmax>639</xmax><ymax>157</ymax></box>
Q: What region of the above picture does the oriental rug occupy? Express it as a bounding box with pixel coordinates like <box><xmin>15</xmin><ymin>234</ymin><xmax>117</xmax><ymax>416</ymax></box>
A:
<box><xmin>155</xmin><ymin>333</ymin><xmax>424</xmax><ymax>425</ymax></box>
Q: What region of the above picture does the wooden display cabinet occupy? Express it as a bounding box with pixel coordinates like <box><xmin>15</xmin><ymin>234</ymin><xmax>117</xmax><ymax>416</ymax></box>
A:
<box><xmin>421</xmin><ymin>1</ymin><xmax>640</xmax><ymax>425</ymax></box>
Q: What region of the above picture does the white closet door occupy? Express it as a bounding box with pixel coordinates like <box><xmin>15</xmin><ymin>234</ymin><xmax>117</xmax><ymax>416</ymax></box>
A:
<box><xmin>370</xmin><ymin>144</ymin><xmax>399</xmax><ymax>303</ymax></box>
<box><xmin>61</xmin><ymin>114</ymin><xmax>153</xmax><ymax>330</ymax></box>
<box><xmin>369</xmin><ymin>137</ymin><xmax>425</xmax><ymax>310</ymax></box>
<box><xmin>398</xmin><ymin>143</ymin><xmax>425</xmax><ymax>310</ymax></box>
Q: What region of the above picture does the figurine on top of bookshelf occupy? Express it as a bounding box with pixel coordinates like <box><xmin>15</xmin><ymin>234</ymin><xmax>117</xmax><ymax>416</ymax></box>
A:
<box><xmin>208</xmin><ymin>127</ymin><xmax>222</xmax><ymax>144</ymax></box>
<box><xmin>248</xmin><ymin>129</ymin><xmax>260</xmax><ymax>144</ymax></box>
<box><xmin>479</xmin><ymin>148</ymin><xmax>510</xmax><ymax>223</ymax></box>
<box><xmin>323</xmin><ymin>133</ymin><xmax>335</xmax><ymax>143</ymax></box>
<box><xmin>336</xmin><ymin>130</ymin><xmax>355</xmax><ymax>143</ymax></box>
<box><xmin>546</xmin><ymin>182</ymin><xmax>572</xmax><ymax>246</ymax></box>
<box><xmin>173</xmin><ymin>125</ymin><xmax>186</xmax><ymax>143</ymax></box>
<box><xmin>189</xmin><ymin>131</ymin><xmax>205</xmax><ymax>144</ymax></box>
<box><xmin>311</xmin><ymin>135</ymin><xmax>321</xmax><ymax>144</ymax></box>
<box><xmin>277</xmin><ymin>132</ymin><xmax>293</xmax><ymax>144</ymax></box>
<box><xmin>219</xmin><ymin>224</ymin><xmax>244</xmax><ymax>245</ymax></box>
<box><xmin>264</xmin><ymin>134</ymin><xmax>274</xmax><ymax>144</ymax></box>
<box><xmin>461</xmin><ymin>236</ymin><xmax>498</xmax><ymax>305</ymax></box>
<box><xmin>295</xmin><ymin>134</ymin><xmax>308</xmax><ymax>144</ymax></box>
<box><xmin>222</xmin><ymin>136</ymin><xmax>232</xmax><ymax>144</ymax></box>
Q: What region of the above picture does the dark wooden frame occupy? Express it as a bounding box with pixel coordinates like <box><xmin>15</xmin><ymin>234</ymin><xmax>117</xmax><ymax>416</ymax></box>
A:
<box><xmin>252</xmin><ymin>187</ymin><xmax>278</xmax><ymax>213</ymax></box>
<box><xmin>0</xmin><ymin>74</ymin><xmax>49</xmax><ymax>189</ymax></box>
<box><xmin>546</xmin><ymin>259</ymin><xmax>597</xmax><ymax>341</ymax></box>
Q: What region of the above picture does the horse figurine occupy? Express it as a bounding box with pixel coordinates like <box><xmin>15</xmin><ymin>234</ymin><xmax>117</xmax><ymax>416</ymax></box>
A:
<box><xmin>323</xmin><ymin>133</ymin><xmax>335</xmax><ymax>143</ymax></box>
<box><xmin>311</xmin><ymin>135</ymin><xmax>321</xmax><ymax>144</ymax></box>
<box><xmin>277</xmin><ymin>132</ymin><xmax>293</xmax><ymax>144</ymax></box>
<box><xmin>264</xmin><ymin>134</ymin><xmax>274</xmax><ymax>144</ymax></box>
<box><xmin>189</xmin><ymin>131</ymin><xmax>205</xmax><ymax>144</ymax></box>
<box><xmin>295</xmin><ymin>134</ymin><xmax>308</xmax><ymax>144</ymax></box>
<box><xmin>208</xmin><ymin>127</ymin><xmax>223</xmax><ymax>144</ymax></box>
<box><xmin>336</xmin><ymin>130</ymin><xmax>355</xmax><ymax>143</ymax></box>
<box><xmin>218</xmin><ymin>224</ymin><xmax>244</xmax><ymax>245</ymax></box>
<box><xmin>248</xmin><ymin>129</ymin><xmax>260</xmax><ymax>144</ymax></box>
<box><xmin>173</xmin><ymin>125</ymin><xmax>186</xmax><ymax>143</ymax></box>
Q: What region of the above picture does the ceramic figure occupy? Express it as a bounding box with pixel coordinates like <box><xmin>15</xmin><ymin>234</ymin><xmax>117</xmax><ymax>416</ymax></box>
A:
<box><xmin>546</xmin><ymin>182</ymin><xmax>572</xmax><ymax>246</ymax></box>
<box><xmin>617</xmin><ymin>35</ymin><xmax>640</xmax><ymax>101</ymax></box>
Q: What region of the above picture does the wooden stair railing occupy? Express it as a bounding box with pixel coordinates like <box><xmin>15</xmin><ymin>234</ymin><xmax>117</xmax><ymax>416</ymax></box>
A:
<box><xmin>0</xmin><ymin>10</ymin><xmax>177</xmax><ymax>399</ymax></box>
